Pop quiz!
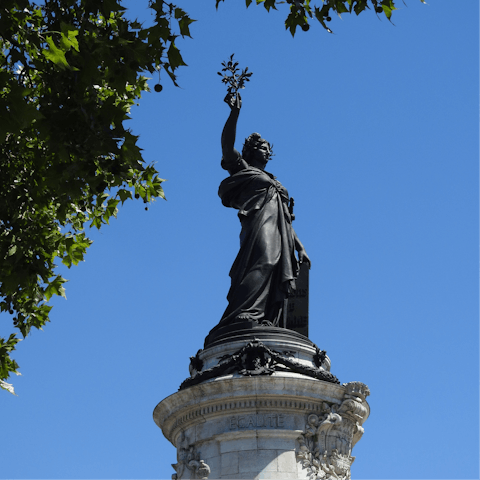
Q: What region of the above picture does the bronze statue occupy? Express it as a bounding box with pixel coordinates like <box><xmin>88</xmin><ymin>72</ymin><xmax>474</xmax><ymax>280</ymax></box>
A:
<box><xmin>212</xmin><ymin>92</ymin><xmax>311</xmax><ymax>332</ymax></box>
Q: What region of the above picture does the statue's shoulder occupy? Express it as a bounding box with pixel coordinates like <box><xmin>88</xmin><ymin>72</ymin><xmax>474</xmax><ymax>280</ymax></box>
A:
<box><xmin>221</xmin><ymin>148</ymin><xmax>242</xmax><ymax>172</ymax></box>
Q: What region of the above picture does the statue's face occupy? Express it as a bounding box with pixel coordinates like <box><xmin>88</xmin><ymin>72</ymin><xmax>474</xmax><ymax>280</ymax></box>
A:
<box><xmin>251</xmin><ymin>141</ymin><xmax>271</xmax><ymax>169</ymax></box>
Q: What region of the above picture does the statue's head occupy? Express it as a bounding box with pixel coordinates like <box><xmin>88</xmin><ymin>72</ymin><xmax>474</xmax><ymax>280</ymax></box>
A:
<box><xmin>242</xmin><ymin>132</ymin><xmax>274</xmax><ymax>168</ymax></box>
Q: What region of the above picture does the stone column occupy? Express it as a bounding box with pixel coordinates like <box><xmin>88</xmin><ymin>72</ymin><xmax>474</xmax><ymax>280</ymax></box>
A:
<box><xmin>153</xmin><ymin>336</ymin><xmax>370</xmax><ymax>480</ymax></box>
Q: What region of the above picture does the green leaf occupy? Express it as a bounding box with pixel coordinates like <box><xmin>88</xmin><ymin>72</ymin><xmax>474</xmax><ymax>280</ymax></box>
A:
<box><xmin>380</xmin><ymin>0</ymin><xmax>397</xmax><ymax>20</ymax></box>
<box><xmin>44</xmin><ymin>276</ymin><xmax>67</xmax><ymax>301</ymax></box>
<box><xmin>335</xmin><ymin>2</ymin><xmax>349</xmax><ymax>14</ymax></box>
<box><xmin>0</xmin><ymin>333</ymin><xmax>21</xmax><ymax>392</ymax></box>
<box><xmin>42</xmin><ymin>36</ymin><xmax>70</xmax><ymax>70</ymax></box>
<box><xmin>103</xmin><ymin>198</ymin><xmax>120</xmax><ymax>223</ymax></box>
<box><xmin>263</xmin><ymin>0</ymin><xmax>277</xmax><ymax>12</ymax></box>
<box><xmin>60</xmin><ymin>22</ymin><xmax>80</xmax><ymax>52</ymax></box>
<box><xmin>61</xmin><ymin>256</ymin><xmax>73</xmax><ymax>268</ymax></box>
<box><xmin>90</xmin><ymin>216</ymin><xmax>103</xmax><ymax>229</ymax></box>
<box><xmin>65</xmin><ymin>236</ymin><xmax>75</xmax><ymax>257</ymax></box>
<box><xmin>167</xmin><ymin>42</ymin><xmax>187</xmax><ymax>70</ymax></box>
<box><xmin>178</xmin><ymin>16</ymin><xmax>196</xmax><ymax>38</ymax></box>
<box><xmin>285</xmin><ymin>11</ymin><xmax>306</xmax><ymax>36</ymax></box>
<box><xmin>353</xmin><ymin>0</ymin><xmax>368</xmax><ymax>15</ymax></box>
<box><xmin>117</xmin><ymin>189</ymin><xmax>133</xmax><ymax>204</ymax></box>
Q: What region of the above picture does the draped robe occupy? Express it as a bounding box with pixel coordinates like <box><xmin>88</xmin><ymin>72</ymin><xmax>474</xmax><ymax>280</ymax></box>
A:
<box><xmin>216</xmin><ymin>164</ymin><xmax>298</xmax><ymax>327</ymax></box>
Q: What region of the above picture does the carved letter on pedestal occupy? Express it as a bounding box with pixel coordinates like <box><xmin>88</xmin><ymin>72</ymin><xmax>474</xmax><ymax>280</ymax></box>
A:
<box><xmin>229</xmin><ymin>413</ymin><xmax>287</xmax><ymax>430</ymax></box>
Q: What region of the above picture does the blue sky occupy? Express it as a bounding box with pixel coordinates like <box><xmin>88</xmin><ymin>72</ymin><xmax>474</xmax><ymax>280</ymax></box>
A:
<box><xmin>1</xmin><ymin>1</ymin><xmax>479</xmax><ymax>479</ymax></box>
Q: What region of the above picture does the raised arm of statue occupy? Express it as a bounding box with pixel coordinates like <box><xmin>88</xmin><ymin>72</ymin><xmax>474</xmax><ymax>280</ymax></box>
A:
<box><xmin>221</xmin><ymin>93</ymin><xmax>247</xmax><ymax>174</ymax></box>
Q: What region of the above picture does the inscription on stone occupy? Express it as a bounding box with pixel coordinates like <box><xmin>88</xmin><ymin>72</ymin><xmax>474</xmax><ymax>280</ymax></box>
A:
<box><xmin>229</xmin><ymin>414</ymin><xmax>285</xmax><ymax>430</ymax></box>
<box><xmin>286</xmin><ymin>261</ymin><xmax>309</xmax><ymax>337</ymax></box>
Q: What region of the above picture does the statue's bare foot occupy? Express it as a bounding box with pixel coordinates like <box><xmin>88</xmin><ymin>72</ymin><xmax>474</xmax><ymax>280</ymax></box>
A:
<box><xmin>236</xmin><ymin>313</ymin><xmax>253</xmax><ymax>321</ymax></box>
<box><xmin>261</xmin><ymin>320</ymin><xmax>274</xmax><ymax>326</ymax></box>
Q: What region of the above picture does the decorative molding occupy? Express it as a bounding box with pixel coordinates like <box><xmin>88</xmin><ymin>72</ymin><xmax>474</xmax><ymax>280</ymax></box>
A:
<box><xmin>179</xmin><ymin>340</ymin><xmax>339</xmax><ymax>390</ymax></box>
<box><xmin>296</xmin><ymin>382</ymin><xmax>370</xmax><ymax>480</ymax></box>
<box><xmin>172</xmin><ymin>433</ymin><xmax>210</xmax><ymax>480</ymax></box>
<box><xmin>343</xmin><ymin>381</ymin><xmax>370</xmax><ymax>401</ymax></box>
<box><xmin>167</xmin><ymin>396</ymin><xmax>329</xmax><ymax>440</ymax></box>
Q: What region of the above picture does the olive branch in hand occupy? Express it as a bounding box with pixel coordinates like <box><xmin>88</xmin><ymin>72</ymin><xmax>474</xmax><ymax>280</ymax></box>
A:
<box><xmin>217</xmin><ymin>54</ymin><xmax>253</xmax><ymax>99</ymax></box>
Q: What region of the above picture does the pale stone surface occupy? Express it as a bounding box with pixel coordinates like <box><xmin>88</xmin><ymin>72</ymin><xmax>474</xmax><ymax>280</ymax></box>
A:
<box><xmin>259</xmin><ymin>472</ymin><xmax>299</xmax><ymax>480</ymax></box>
<box><xmin>238</xmin><ymin>449</ymin><xmax>278</xmax><ymax>473</ymax></box>
<box><xmin>156</xmin><ymin>374</ymin><xmax>369</xmax><ymax>479</ymax></box>
<box><xmin>277</xmin><ymin>451</ymin><xmax>297</xmax><ymax>473</ymax></box>
<box><xmin>220</xmin><ymin>471</ymin><xmax>300</xmax><ymax>480</ymax></box>
<box><xmin>205</xmin><ymin>455</ymin><xmax>220</xmax><ymax>477</ymax></box>
<box><xmin>257</xmin><ymin>434</ymin><xmax>296</xmax><ymax>451</ymax></box>
<box><xmin>194</xmin><ymin>440</ymin><xmax>220</xmax><ymax>460</ymax></box>
<box><xmin>220</xmin><ymin>452</ymin><xmax>239</xmax><ymax>475</ymax></box>
<box><xmin>156</xmin><ymin>336</ymin><xmax>370</xmax><ymax>480</ymax></box>
<box><xmin>220</xmin><ymin>436</ymin><xmax>257</xmax><ymax>454</ymax></box>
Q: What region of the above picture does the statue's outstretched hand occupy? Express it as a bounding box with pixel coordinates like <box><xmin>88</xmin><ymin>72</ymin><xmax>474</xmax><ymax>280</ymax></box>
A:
<box><xmin>224</xmin><ymin>92</ymin><xmax>241</xmax><ymax>111</ymax></box>
<box><xmin>297</xmin><ymin>248</ymin><xmax>311</xmax><ymax>269</ymax></box>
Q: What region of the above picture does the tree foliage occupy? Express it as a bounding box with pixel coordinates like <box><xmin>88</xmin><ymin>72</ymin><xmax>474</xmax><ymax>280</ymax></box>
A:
<box><xmin>1</xmin><ymin>0</ymin><xmax>422</xmax><ymax>394</ymax></box>
<box><xmin>219</xmin><ymin>0</ymin><xmax>426</xmax><ymax>36</ymax></box>
<box><xmin>0</xmin><ymin>0</ymin><xmax>193</xmax><ymax>394</ymax></box>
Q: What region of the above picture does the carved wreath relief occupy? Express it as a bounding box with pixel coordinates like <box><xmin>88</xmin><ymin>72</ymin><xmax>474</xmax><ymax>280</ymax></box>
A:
<box><xmin>296</xmin><ymin>382</ymin><xmax>370</xmax><ymax>480</ymax></box>
<box><xmin>181</xmin><ymin>340</ymin><xmax>339</xmax><ymax>390</ymax></box>
<box><xmin>171</xmin><ymin>433</ymin><xmax>210</xmax><ymax>480</ymax></box>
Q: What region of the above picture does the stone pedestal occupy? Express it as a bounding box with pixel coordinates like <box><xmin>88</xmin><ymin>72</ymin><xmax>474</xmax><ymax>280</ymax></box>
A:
<box><xmin>153</xmin><ymin>333</ymin><xmax>370</xmax><ymax>480</ymax></box>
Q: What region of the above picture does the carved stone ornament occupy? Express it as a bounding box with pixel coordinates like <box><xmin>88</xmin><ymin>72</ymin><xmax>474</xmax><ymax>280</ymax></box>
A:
<box><xmin>180</xmin><ymin>340</ymin><xmax>339</xmax><ymax>390</ymax></box>
<box><xmin>188</xmin><ymin>349</ymin><xmax>204</xmax><ymax>378</ymax></box>
<box><xmin>296</xmin><ymin>382</ymin><xmax>370</xmax><ymax>480</ymax></box>
<box><xmin>171</xmin><ymin>433</ymin><xmax>211</xmax><ymax>480</ymax></box>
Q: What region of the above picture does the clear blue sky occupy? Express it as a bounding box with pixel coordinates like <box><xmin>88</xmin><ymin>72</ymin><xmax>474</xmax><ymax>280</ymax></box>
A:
<box><xmin>1</xmin><ymin>1</ymin><xmax>478</xmax><ymax>479</ymax></box>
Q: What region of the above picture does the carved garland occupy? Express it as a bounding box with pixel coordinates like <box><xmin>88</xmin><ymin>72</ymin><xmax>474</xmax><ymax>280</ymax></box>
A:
<box><xmin>180</xmin><ymin>340</ymin><xmax>339</xmax><ymax>390</ymax></box>
<box><xmin>296</xmin><ymin>382</ymin><xmax>370</xmax><ymax>480</ymax></box>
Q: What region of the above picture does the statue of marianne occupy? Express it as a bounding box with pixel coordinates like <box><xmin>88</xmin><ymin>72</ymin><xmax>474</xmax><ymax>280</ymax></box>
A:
<box><xmin>212</xmin><ymin>93</ymin><xmax>311</xmax><ymax>331</ymax></box>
